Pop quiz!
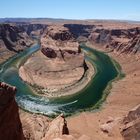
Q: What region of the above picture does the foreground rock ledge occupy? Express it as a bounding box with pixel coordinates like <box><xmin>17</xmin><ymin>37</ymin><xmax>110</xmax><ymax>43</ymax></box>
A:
<box><xmin>0</xmin><ymin>82</ymin><xmax>25</xmax><ymax>140</ymax></box>
<box><xmin>0</xmin><ymin>82</ymin><xmax>92</xmax><ymax>140</ymax></box>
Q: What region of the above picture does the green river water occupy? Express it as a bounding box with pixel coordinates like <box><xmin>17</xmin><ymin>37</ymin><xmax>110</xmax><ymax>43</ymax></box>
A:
<box><xmin>0</xmin><ymin>43</ymin><xmax>122</xmax><ymax>117</ymax></box>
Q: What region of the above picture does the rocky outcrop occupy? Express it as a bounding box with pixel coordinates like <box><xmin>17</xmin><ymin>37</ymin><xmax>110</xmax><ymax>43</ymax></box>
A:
<box><xmin>121</xmin><ymin>105</ymin><xmax>140</xmax><ymax>140</ymax></box>
<box><xmin>42</xmin><ymin>114</ymin><xmax>69</xmax><ymax>140</ymax></box>
<box><xmin>0</xmin><ymin>24</ymin><xmax>33</xmax><ymax>63</ymax></box>
<box><xmin>0</xmin><ymin>82</ymin><xmax>24</xmax><ymax>140</ymax></box>
<box><xmin>89</xmin><ymin>27</ymin><xmax>140</xmax><ymax>55</ymax></box>
<box><xmin>41</xmin><ymin>113</ymin><xmax>91</xmax><ymax>140</ymax></box>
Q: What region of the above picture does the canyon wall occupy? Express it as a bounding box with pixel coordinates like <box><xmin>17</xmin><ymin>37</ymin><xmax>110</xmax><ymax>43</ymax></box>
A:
<box><xmin>89</xmin><ymin>27</ymin><xmax>140</xmax><ymax>55</ymax></box>
<box><xmin>63</xmin><ymin>23</ymin><xmax>140</xmax><ymax>56</ymax></box>
<box><xmin>0</xmin><ymin>24</ymin><xmax>33</xmax><ymax>63</ymax></box>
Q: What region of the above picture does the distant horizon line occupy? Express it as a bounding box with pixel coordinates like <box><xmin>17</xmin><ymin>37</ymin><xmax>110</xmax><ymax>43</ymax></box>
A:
<box><xmin>0</xmin><ymin>17</ymin><xmax>140</xmax><ymax>22</ymax></box>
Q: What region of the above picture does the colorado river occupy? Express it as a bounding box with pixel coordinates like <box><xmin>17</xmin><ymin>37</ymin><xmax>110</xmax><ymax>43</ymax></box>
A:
<box><xmin>0</xmin><ymin>43</ymin><xmax>122</xmax><ymax>117</ymax></box>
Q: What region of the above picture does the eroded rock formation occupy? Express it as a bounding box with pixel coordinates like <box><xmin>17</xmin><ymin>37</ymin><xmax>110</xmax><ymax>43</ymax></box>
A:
<box><xmin>0</xmin><ymin>82</ymin><xmax>24</xmax><ymax>140</ymax></box>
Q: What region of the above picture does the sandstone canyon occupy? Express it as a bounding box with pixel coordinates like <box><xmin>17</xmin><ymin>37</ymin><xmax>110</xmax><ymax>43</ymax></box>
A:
<box><xmin>0</xmin><ymin>20</ymin><xmax>140</xmax><ymax>140</ymax></box>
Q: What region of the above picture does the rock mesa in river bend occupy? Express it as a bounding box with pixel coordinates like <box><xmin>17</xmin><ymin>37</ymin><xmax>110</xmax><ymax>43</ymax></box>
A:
<box><xmin>19</xmin><ymin>25</ymin><xmax>86</xmax><ymax>94</ymax></box>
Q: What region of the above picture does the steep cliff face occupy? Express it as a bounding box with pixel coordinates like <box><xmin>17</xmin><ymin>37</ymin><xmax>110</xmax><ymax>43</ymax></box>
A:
<box><xmin>0</xmin><ymin>24</ymin><xmax>33</xmax><ymax>63</ymax></box>
<box><xmin>0</xmin><ymin>82</ymin><xmax>24</xmax><ymax>140</ymax></box>
<box><xmin>89</xmin><ymin>27</ymin><xmax>140</xmax><ymax>55</ymax></box>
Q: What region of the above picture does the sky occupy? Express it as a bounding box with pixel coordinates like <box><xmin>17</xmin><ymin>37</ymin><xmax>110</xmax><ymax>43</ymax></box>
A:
<box><xmin>0</xmin><ymin>0</ymin><xmax>140</xmax><ymax>21</ymax></box>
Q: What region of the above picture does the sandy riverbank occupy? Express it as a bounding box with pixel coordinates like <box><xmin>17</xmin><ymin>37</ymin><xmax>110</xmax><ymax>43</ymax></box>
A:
<box><xmin>67</xmin><ymin>43</ymin><xmax>140</xmax><ymax>140</ymax></box>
